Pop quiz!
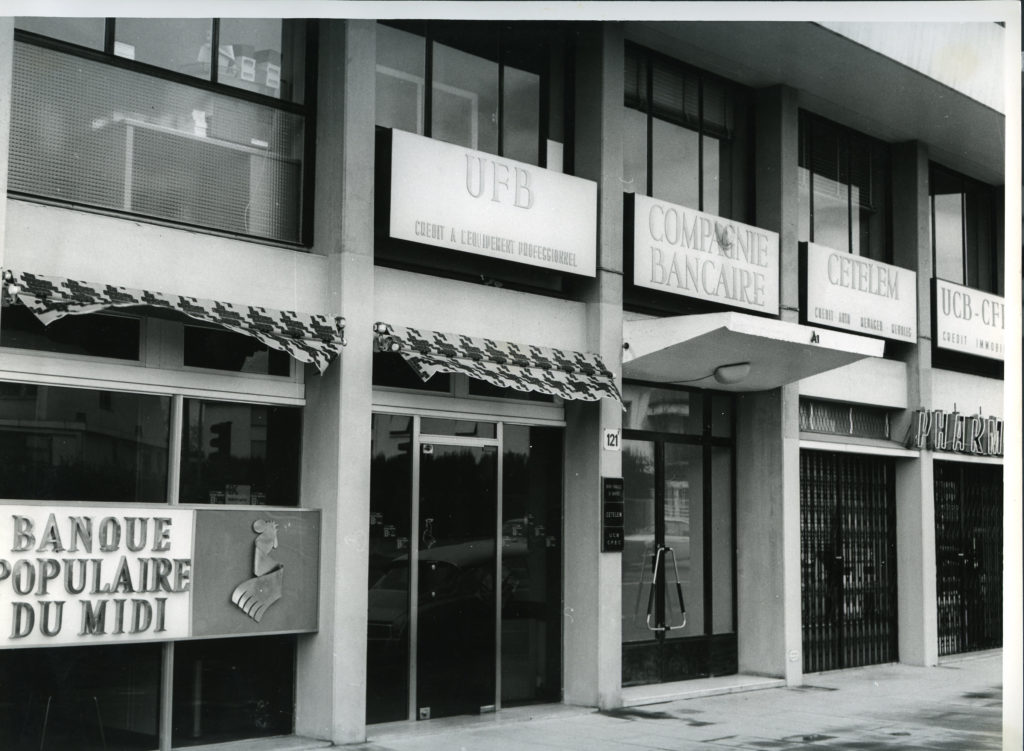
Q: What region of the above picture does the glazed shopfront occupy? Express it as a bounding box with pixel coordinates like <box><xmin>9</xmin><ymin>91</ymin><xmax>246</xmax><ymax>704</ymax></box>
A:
<box><xmin>0</xmin><ymin>275</ymin><xmax>342</xmax><ymax>750</ymax></box>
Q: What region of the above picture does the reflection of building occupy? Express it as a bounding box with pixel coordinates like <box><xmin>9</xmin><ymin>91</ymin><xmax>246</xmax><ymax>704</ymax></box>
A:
<box><xmin>0</xmin><ymin>12</ymin><xmax>1010</xmax><ymax>750</ymax></box>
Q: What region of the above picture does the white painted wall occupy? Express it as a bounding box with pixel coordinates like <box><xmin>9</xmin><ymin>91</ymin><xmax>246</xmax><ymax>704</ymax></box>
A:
<box><xmin>799</xmin><ymin>357</ymin><xmax>909</xmax><ymax>409</ymax></box>
<box><xmin>374</xmin><ymin>266</ymin><xmax>590</xmax><ymax>352</ymax></box>
<box><xmin>929</xmin><ymin>369</ymin><xmax>1004</xmax><ymax>417</ymax></box>
<box><xmin>4</xmin><ymin>199</ymin><xmax>332</xmax><ymax>315</ymax></box>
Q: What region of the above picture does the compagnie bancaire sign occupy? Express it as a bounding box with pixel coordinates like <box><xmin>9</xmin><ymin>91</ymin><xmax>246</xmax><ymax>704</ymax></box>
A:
<box><xmin>632</xmin><ymin>194</ymin><xmax>780</xmax><ymax>314</ymax></box>
<box><xmin>0</xmin><ymin>505</ymin><xmax>319</xmax><ymax>648</ymax></box>
<box><xmin>804</xmin><ymin>242</ymin><xmax>916</xmax><ymax>342</ymax></box>
<box><xmin>390</xmin><ymin>129</ymin><xmax>597</xmax><ymax>276</ymax></box>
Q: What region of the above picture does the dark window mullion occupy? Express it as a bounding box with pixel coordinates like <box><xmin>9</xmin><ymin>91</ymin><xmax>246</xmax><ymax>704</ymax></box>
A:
<box><xmin>697</xmin><ymin>75</ymin><xmax>704</xmax><ymax>212</ymax></box>
<box><xmin>702</xmin><ymin>395</ymin><xmax>713</xmax><ymax>636</ymax></box>
<box><xmin>424</xmin><ymin>27</ymin><xmax>434</xmax><ymax>138</ymax></box>
<box><xmin>645</xmin><ymin>58</ymin><xmax>654</xmax><ymax>196</ymax></box>
<box><xmin>654</xmin><ymin>440</ymin><xmax>666</xmax><ymax>637</ymax></box>
<box><xmin>210</xmin><ymin>19</ymin><xmax>220</xmax><ymax>84</ymax></box>
<box><xmin>497</xmin><ymin>27</ymin><xmax>504</xmax><ymax>157</ymax></box>
<box><xmin>104</xmin><ymin>18</ymin><xmax>115</xmax><ymax>54</ymax></box>
<box><xmin>960</xmin><ymin>191</ymin><xmax>969</xmax><ymax>286</ymax></box>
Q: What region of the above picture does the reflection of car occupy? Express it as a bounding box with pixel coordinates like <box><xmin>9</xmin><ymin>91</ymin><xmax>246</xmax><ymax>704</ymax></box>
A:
<box><xmin>367</xmin><ymin>540</ymin><xmax>522</xmax><ymax>646</ymax></box>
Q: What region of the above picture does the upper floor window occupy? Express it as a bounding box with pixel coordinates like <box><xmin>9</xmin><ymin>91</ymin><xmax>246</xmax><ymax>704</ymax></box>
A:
<box><xmin>10</xmin><ymin>18</ymin><xmax>312</xmax><ymax>244</ymax></box>
<box><xmin>623</xmin><ymin>44</ymin><xmax>752</xmax><ymax>219</ymax></box>
<box><xmin>376</xmin><ymin>21</ymin><xmax>560</xmax><ymax>167</ymax></box>
<box><xmin>798</xmin><ymin>112</ymin><xmax>891</xmax><ymax>262</ymax></box>
<box><xmin>930</xmin><ymin>163</ymin><xmax>1003</xmax><ymax>294</ymax></box>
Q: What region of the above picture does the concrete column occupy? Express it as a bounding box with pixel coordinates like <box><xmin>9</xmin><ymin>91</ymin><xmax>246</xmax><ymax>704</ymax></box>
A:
<box><xmin>295</xmin><ymin>20</ymin><xmax>376</xmax><ymax>744</ymax></box>
<box><xmin>562</xmin><ymin>23</ymin><xmax>624</xmax><ymax>710</ymax></box>
<box><xmin>734</xmin><ymin>85</ymin><xmax>803</xmax><ymax>684</ymax></box>
<box><xmin>891</xmin><ymin>141</ymin><xmax>938</xmax><ymax>666</ymax></box>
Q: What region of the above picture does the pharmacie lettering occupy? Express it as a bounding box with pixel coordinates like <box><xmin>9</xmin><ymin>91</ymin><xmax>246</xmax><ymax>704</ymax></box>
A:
<box><xmin>647</xmin><ymin>204</ymin><xmax>771</xmax><ymax>267</ymax></box>
<box><xmin>649</xmin><ymin>246</ymin><xmax>766</xmax><ymax>306</ymax></box>
<box><xmin>11</xmin><ymin>513</ymin><xmax>173</xmax><ymax>554</ymax></box>
<box><xmin>905</xmin><ymin>409</ymin><xmax>1003</xmax><ymax>457</ymax></box>
<box><xmin>826</xmin><ymin>253</ymin><xmax>899</xmax><ymax>299</ymax></box>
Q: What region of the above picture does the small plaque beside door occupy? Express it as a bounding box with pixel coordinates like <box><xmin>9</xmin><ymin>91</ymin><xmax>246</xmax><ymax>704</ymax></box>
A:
<box><xmin>602</xmin><ymin>477</ymin><xmax>624</xmax><ymax>553</ymax></box>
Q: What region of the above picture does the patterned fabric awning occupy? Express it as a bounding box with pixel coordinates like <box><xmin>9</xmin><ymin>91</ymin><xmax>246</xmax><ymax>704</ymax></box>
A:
<box><xmin>374</xmin><ymin>322</ymin><xmax>622</xmax><ymax>405</ymax></box>
<box><xmin>2</xmin><ymin>270</ymin><xmax>345</xmax><ymax>373</ymax></box>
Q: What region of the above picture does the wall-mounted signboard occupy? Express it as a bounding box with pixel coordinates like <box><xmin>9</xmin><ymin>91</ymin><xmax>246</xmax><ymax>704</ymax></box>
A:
<box><xmin>631</xmin><ymin>194</ymin><xmax>780</xmax><ymax>314</ymax></box>
<box><xmin>904</xmin><ymin>408</ymin><xmax>1003</xmax><ymax>457</ymax></box>
<box><xmin>802</xmin><ymin>242</ymin><xmax>916</xmax><ymax>342</ymax></box>
<box><xmin>602</xmin><ymin>477</ymin><xmax>624</xmax><ymax>553</ymax></box>
<box><xmin>933</xmin><ymin>279</ymin><xmax>1005</xmax><ymax>360</ymax></box>
<box><xmin>0</xmin><ymin>505</ymin><xmax>319</xmax><ymax>648</ymax></box>
<box><xmin>389</xmin><ymin>129</ymin><xmax>597</xmax><ymax>276</ymax></box>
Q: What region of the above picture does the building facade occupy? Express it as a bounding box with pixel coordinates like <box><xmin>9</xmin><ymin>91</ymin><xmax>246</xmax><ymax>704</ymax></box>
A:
<box><xmin>0</xmin><ymin>14</ymin><xmax>1009</xmax><ymax>750</ymax></box>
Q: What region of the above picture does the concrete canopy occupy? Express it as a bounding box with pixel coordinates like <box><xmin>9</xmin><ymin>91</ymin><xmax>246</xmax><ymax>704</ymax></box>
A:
<box><xmin>622</xmin><ymin>312</ymin><xmax>885</xmax><ymax>392</ymax></box>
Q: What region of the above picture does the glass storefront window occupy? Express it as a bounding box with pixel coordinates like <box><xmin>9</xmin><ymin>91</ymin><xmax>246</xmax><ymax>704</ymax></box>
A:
<box><xmin>376</xmin><ymin>24</ymin><xmax>427</xmax><ymax>135</ymax></box>
<box><xmin>179</xmin><ymin>399</ymin><xmax>301</xmax><ymax>505</ymax></box>
<box><xmin>0</xmin><ymin>644</ymin><xmax>161</xmax><ymax>751</ymax></box>
<box><xmin>711</xmin><ymin>446</ymin><xmax>734</xmax><ymax>633</ymax></box>
<box><xmin>501</xmin><ymin>424</ymin><xmax>562</xmax><ymax>705</ymax></box>
<box><xmin>1</xmin><ymin>307</ymin><xmax>141</xmax><ymax>361</ymax></box>
<box><xmin>183</xmin><ymin>325</ymin><xmax>291</xmax><ymax>376</ymax></box>
<box><xmin>0</xmin><ymin>383</ymin><xmax>170</xmax><ymax>502</ymax></box>
<box><xmin>623</xmin><ymin>384</ymin><xmax>703</xmax><ymax>435</ymax></box>
<box><xmin>218</xmin><ymin>19</ymin><xmax>307</xmax><ymax>102</ymax></box>
<box><xmin>172</xmin><ymin>635</ymin><xmax>295</xmax><ymax>746</ymax></box>
<box><xmin>433</xmin><ymin>42</ymin><xmax>499</xmax><ymax>154</ymax></box>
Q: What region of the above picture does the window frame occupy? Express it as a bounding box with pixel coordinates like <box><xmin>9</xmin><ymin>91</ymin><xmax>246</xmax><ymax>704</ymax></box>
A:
<box><xmin>10</xmin><ymin>20</ymin><xmax>318</xmax><ymax>248</ymax></box>
<box><xmin>376</xmin><ymin>20</ymin><xmax>553</xmax><ymax>168</ymax></box>
<box><xmin>798</xmin><ymin>110</ymin><xmax>893</xmax><ymax>263</ymax></box>
<box><xmin>623</xmin><ymin>42</ymin><xmax>752</xmax><ymax>219</ymax></box>
<box><xmin>928</xmin><ymin>161</ymin><xmax>1004</xmax><ymax>295</ymax></box>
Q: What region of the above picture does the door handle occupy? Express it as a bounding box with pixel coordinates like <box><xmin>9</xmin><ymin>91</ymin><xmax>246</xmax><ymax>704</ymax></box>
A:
<box><xmin>645</xmin><ymin>545</ymin><xmax>687</xmax><ymax>632</ymax></box>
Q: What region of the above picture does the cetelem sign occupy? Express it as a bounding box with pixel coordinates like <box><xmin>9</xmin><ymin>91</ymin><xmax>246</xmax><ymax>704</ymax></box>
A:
<box><xmin>0</xmin><ymin>505</ymin><xmax>319</xmax><ymax>648</ymax></box>
<box><xmin>389</xmin><ymin>129</ymin><xmax>597</xmax><ymax>276</ymax></box>
<box><xmin>934</xmin><ymin>279</ymin><xmax>1005</xmax><ymax>360</ymax></box>
<box><xmin>632</xmin><ymin>194</ymin><xmax>779</xmax><ymax>314</ymax></box>
<box><xmin>803</xmin><ymin>242</ymin><xmax>916</xmax><ymax>342</ymax></box>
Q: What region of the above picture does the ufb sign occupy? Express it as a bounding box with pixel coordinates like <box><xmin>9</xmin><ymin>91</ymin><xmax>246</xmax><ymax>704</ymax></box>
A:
<box><xmin>389</xmin><ymin>129</ymin><xmax>597</xmax><ymax>276</ymax></box>
<box><xmin>803</xmin><ymin>243</ymin><xmax>916</xmax><ymax>342</ymax></box>
<box><xmin>632</xmin><ymin>194</ymin><xmax>779</xmax><ymax>314</ymax></box>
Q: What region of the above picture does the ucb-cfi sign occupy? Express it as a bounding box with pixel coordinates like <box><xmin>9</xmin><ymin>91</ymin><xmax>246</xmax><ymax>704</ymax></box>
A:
<box><xmin>904</xmin><ymin>409</ymin><xmax>1003</xmax><ymax>457</ymax></box>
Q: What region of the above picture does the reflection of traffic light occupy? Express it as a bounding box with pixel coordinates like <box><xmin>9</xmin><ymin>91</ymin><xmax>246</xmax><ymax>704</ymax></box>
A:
<box><xmin>209</xmin><ymin>421</ymin><xmax>232</xmax><ymax>457</ymax></box>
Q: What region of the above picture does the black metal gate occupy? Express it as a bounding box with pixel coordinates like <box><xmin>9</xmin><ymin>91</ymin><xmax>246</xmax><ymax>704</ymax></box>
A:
<box><xmin>800</xmin><ymin>451</ymin><xmax>898</xmax><ymax>673</ymax></box>
<box><xmin>935</xmin><ymin>461</ymin><xmax>1003</xmax><ymax>656</ymax></box>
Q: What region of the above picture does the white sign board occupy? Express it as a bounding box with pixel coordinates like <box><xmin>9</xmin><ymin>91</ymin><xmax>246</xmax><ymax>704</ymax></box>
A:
<box><xmin>934</xmin><ymin>279</ymin><xmax>1005</xmax><ymax>360</ymax></box>
<box><xmin>632</xmin><ymin>194</ymin><xmax>779</xmax><ymax>314</ymax></box>
<box><xmin>390</xmin><ymin>129</ymin><xmax>597</xmax><ymax>276</ymax></box>
<box><xmin>804</xmin><ymin>242</ymin><xmax>917</xmax><ymax>342</ymax></box>
<box><xmin>0</xmin><ymin>506</ymin><xmax>194</xmax><ymax>647</ymax></box>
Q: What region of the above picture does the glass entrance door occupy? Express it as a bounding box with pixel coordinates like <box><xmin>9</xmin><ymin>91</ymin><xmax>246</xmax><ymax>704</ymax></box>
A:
<box><xmin>367</xmin><ymin>413</ymin><xmax>563</xmax><ymax>724</ymax></box>
<box><xmin>416</xmin><ymin>441</ymin><xmax>498</xmax><ymax>719</ymax></box>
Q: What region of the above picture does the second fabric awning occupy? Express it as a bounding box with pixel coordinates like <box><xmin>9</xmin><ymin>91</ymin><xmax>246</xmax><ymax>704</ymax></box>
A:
<box><xmin>374</xmin><ymin>322</ymin><xmax>622</xmax><ymax>405</ymax></box>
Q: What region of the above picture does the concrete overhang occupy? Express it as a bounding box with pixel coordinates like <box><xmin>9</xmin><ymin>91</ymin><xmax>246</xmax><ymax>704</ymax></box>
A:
<box><xmin>622</xmin><ymin>312</ymin><xmax>885</xmax><ymax>392</ymax></box>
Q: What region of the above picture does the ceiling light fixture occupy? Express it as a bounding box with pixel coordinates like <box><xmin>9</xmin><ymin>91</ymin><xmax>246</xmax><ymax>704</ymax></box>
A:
<box><xmin>713</xmin><ymin>362</ymin><xmax>751</xmax><ymax>385</ymax></box>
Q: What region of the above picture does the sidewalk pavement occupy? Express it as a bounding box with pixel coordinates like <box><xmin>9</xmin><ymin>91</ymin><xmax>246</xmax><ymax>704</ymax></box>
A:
<box><xmin>349</xmin><ymin>651</ymin><xmax>1005</xmax><ymax>751</ymax></box>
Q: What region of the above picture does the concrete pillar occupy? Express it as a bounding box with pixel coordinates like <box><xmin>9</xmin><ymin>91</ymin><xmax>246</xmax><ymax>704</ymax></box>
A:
<box><xmin>734</xmin><ymin>85</ymin><xmax>803</xmax><ymax>684</ymax></box>
<box><xmin>891</xmin><ymin>141</ymin><xmax>938</xmax><ymax>667</ymax></box>
<box><xmin>295</xmin><ymin>20</ymin><xmax>376</xmax><ymax>744</ymax></box>
<box><xmin>562</xmin><ymin>23</ymin><xmax>624</xmax><ymax>710</ymax></box>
